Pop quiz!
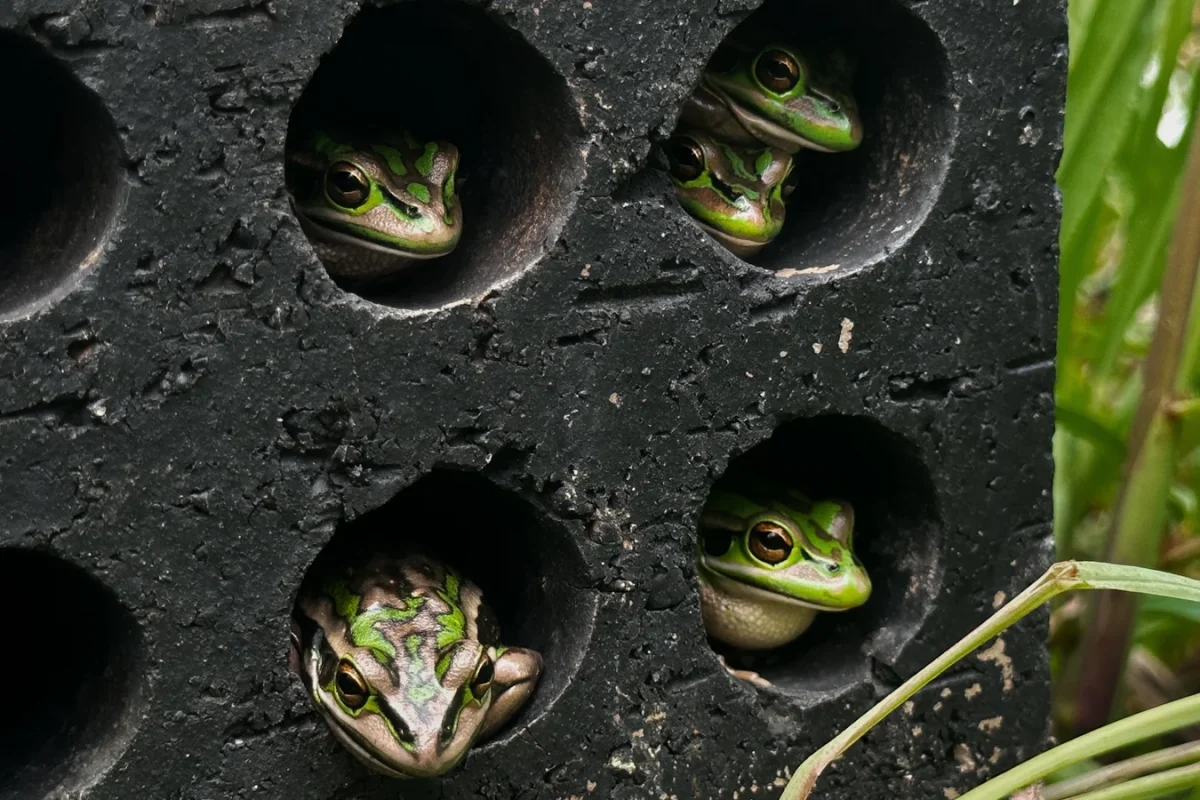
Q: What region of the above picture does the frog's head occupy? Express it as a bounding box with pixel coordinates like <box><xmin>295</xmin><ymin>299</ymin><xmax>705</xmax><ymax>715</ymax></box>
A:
<box><xmin>697</xmin><ymin>491</ymin><xmax>872</xmax><ymax>610</ymax></box>
<box><xmin>297</xmin><ymin>623</ymin><xmax>499</xmax><ymax>779</ymax></box>
<box><xmin>702</xmin><ymin>42</ymin><xmax>862</xmax><ymax>153</ymax></box>
<box><xmin>287</xmin><ymin>131</ymin><xmax>462</xmax><ymax>262</ymax></box>
<box><xmin>666</xmin><ymin>129</ymin><xmax>792</xmax><ymax>258</ymax></box>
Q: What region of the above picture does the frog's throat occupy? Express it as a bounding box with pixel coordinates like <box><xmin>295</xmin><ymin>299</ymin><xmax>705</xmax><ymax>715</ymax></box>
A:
<box><xmin>690</xmin><ymin>218</ymin><xmax>769</xmax><ymax>258</ymax></box>
<box><xmin>292</xmin><ymin>207</ymin><xmax>449</xmax><ymax>260</ymax></box>
<box><xmin>699</xmin><ymin>78</ymin><xmax>839</xmax><ymax>154</ymax></box>
<box><xmin>697</xmin><ymin>561</ymin><xmax>819</xmax><ymax>650</ymax></box>
<box><xmin>697</xmin><ymin>557</ymin><xmax>834</xmax><ymax>611</ymax></box>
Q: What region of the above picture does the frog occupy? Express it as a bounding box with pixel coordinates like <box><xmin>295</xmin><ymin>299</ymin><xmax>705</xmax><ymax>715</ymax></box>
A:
<box><xmin>290</xmin><ymin>552</ymin><xmax>542</xmax><ymax>779</ymax></box>
<box><xmin>695</xmin><ymin>487</ymin><xmax>872</xmax><ymax>663</ymax></box>
<box><xmin>680</xmin><ymin>37</ymin><xmax>863</xmax><ymax>154</ymax></box>
<box><xmin>285</xmin><ymin>129</ymin><xmax>462</xmax><ymax>281</ymax></box>
<box><xmin>665</xmin><ymin>129</ymin><xmax>795</xmax><ymax>258</ymax></box>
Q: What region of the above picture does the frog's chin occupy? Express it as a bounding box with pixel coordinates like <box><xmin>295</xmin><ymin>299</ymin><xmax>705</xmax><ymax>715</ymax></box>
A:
<box><xmin>691</xmin><ymin>219</ymin><xmax>769</xmax><ymax>259</ymax></box>
<box><xmin>318</xmin><ymin>711</ymin><xmax>415</xmax><ymax>779</ymax></box>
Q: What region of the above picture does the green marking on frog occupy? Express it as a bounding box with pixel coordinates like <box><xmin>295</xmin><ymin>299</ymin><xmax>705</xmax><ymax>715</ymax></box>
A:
<box><xmin>696</xmin><ymin>486</ymin><xmax>871</xmax><ymax>658</ymax></box>
<box><xmin>291</xmin><ymin>554</ymin><xmax>543</xmax><ymax>779</ymax></box>
<box><xmin>285</xmin><ymin>129</ymin><xmax>463</xmax><ymax>280</ymax></box>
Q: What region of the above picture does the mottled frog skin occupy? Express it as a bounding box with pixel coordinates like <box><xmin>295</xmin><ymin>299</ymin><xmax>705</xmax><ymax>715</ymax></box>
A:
<box><xmin>665</xmin><ymin>129</ymin><xmax>793</xmax><ymax>258</ymax></box>
<box><xmin>286</xmin><ymin>130</ymin><xmax>462</xmax><ymax>281</ymax></box>
<box><xmin>669</xmin><ymin>32</ymin><xmax>863</xmax><ymax>254</ymax></box>
<box><xmin>290</xmin><ymin>553</ymin><xmax>541</xmax><ymax>778</ymax></box>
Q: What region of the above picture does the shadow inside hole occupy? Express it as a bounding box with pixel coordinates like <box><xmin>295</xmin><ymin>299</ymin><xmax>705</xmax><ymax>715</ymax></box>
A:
<box><xmin>286</xmin><ymin>0</ymin><xmax>585</xmax><ymax>312</ymax></box>
<box><xmin>298</xmin><ymin>470</ymin><xmax>596</xmax><ymax>739</ymax></box>
<box><xmin>677</xmin><ymin>0</ymin><xmax>954</xmax><ymax>273</ymax></box>
<box><xmin>705</xmin><ymin>415</ymin><xmax>942</xmax><ymax>696</ymax></box>
<box><xmin>0</xmin><ymin>32</ymin><xmax>125</xmax><ymax>322</ymax></box>
<box><xmin>0</xmin><ymin>549</ymin><xmax>144</xmax><ymax>800</ymax></box>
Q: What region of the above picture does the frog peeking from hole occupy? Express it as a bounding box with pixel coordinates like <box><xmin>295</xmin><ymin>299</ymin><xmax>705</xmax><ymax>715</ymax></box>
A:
<box><xmin>285</xmin><ymin>129</ymin><xmax>462</xmax><ymax>282</ymax></box>
<box><xmin>290</xmin><ymin>551</ymin><xmax>541</xmax><ymax>778</ymax></box>
<box><xmin>696</xmin><ymin>484</ymin><xmax>872</xmax><ymax>687</ymax></box>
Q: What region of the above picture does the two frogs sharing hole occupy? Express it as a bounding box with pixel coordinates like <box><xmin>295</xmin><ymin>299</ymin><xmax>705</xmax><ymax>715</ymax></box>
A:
<box><xmin>284</xmin><ymin>29</ymin><xmax>863</xmax><ymax>285</ymax></box>
<box><xmin>291</xmin><ymin>477</ymin><xmax>871</xmax><ymax>779</ymax></box>
<box><xmin>285</xmin><ymin>26</ymin><xmax>870</xmax><ymax>784</ymax></box>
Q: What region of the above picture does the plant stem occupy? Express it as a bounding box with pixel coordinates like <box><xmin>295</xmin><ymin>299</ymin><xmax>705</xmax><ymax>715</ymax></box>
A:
<box><xmin>1064</xmin><ymin>762</ymin><xmax>1200</xmax><ymax>800</ymax></box>
<box><xmin>956</xmin><ymin>695</ymin><xmax>1200</xmax><ymax>800</ymax></box>
<box><xmin>778</xmin><ymin>561</ymin><xmax>1200</xmax><ymax>799</ymax></box>
<box><xmin>1071</xmin><ymin>81</ymin><xmax>1200</xmax><ymax>735</ymax></box>
<box><xmin>1044</xmin><ymin>740</ymin><xmax>1200</xmax><ymax>799</ymax></box>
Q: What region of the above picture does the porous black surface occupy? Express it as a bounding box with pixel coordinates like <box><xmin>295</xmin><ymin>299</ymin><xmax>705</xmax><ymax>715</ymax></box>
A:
<box><xmin>0</xmin><ymin>0</ymin><xmax>1063</xmax><ymax>797</ymax></box>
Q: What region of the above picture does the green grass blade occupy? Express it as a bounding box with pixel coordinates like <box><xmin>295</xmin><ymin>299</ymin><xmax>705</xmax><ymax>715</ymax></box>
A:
<box><xmin>1065</xmin><ymin>762</ymin><xmax>1200</xmax><ymax>800</ymax></box>
<box><xmin>956</xmin><ymin>695</ymin><xmax>1200</xmax><ymax>800</ymax></box>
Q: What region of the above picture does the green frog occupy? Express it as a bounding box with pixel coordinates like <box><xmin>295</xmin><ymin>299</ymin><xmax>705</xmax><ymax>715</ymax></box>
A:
<box><xmin>290</xmin><ymin>552</ymin><xmax>542</xmax><ymax>778</ymax></box>
<box><xmin>681</xmin><ymin>39</ymin><xmax>863</xmax><ymax>154</ymax></box>
<box><xmin>285</xmin><ymin>130</ymin><xmax>462</xmax><ymax>281</ymax></box>
<box><xmin>696</xmin><ymin>488</ymin><xmax>871</xmax><ymax>658</ymax></box>
<box><xmin>665</xmin><ymin>130</ymin><xmax>794</xmax><ymax>258</ymax></box>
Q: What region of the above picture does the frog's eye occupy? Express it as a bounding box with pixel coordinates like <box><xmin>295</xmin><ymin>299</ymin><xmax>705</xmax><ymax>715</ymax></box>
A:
<box><xmin>755</xmin><ymin>49</ymin><xmax>801</xmax><ymax>94</ymax></box>
<box><xmin>334</xmin><ymin>660</ymin><xmax>369</xmax><ymax>710</ymax></box>
<box><xmin>748</xmin><ymin>522</ymin><xmax>794</xmax><ymax>565</ymax></box>
<box><xmin>470</xmin><ymin>654</ymin><xmax>494</xmax><ymax>698</ymax></box>
<box><xmin>667</xmin><ymin>136</ymin><xmax>706</xmax><ymax>182</ymax></box>
<box><xmin>326</xmin><ymin>162</ymin><xmax>371</xmax><ymax>209</ymax></box>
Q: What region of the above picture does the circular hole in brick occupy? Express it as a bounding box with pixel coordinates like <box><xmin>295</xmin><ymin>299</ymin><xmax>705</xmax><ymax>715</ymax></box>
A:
<box><xmin>0</xmin><ymin>549</ymin><xmax>145</xmax><ymax>797</ymax></box>
<box><xmin>286</xmin><ymin>1</ymin><xmax>585</xmax><ymax>312</ymax></box>
<box><xmin>698</xmin><ymin>415</ymin><xmax>941</xmax><ymax>696</ymax></box>
<box><xmin>0</xmin><ymin>31</ymin><xmax>125</xmax><ymax>322</ymax></box>
<box><xmin>293</xmin><ymin>470</ymin><xmax>595</xmax><ymax>766</ymax></box>
<box><xmin>672</xmin><ymin>0</ymin><xmax>953</xmax><ymax>273</ymax></box>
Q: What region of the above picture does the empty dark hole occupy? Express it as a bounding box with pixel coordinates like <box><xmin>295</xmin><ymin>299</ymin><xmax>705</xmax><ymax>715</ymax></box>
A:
<box><xmin>297</xmin><ymin>470</ymin><xmax>595</xmax><ymax>740</ymax></box>
<box><xmin>682</xmin><ymin>0</ymin><xmax>954</xmax><ymax>273</ymax></box>
<box><xmin>0</xmin><ymin>32</ymin><xmax>124</xmax><ymax>321</ymax></box>
<box><xmin>702</xmin><ymin>416</ymin><xmax>942</xmax><ymax>696</ymax></box>
<box><xmin>0</xmin><ymin>549</ymin><xmax>144</xmax><ymax>799</ymax></box>
<box><xmin>286</xmin><ymin>1</ymin><xmax>585</xmax><ymax>311</ymax></box>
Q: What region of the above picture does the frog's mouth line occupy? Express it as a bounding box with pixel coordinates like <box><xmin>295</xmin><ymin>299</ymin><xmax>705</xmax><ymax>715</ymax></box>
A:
<box><xmin>690</xmin><ymin>219</ymin><xmax>769</xmax><ymax>258</ymax></box>
<box><xmin>697</xmin><ymin>557</ymin><xmax>847</xmax><ymax>612</ymax></box>
<box><xmin>291</xmin><ymin>205</ymin><xmax>450</xmax><ymax>259</ymax></box>
<box><xmin>297</xmin><ymin>642</ymin><xmax>413</xmax><ymax>780</ymax></box>
<box><xmin>319</xmin><ymin>708</ymin><xmax>415</xmax><ymax>779</ymax></box>
<box><xmin>700</xmin><ymin>79</ymin><xmax>839</xmax><ymax>154</ymax></box>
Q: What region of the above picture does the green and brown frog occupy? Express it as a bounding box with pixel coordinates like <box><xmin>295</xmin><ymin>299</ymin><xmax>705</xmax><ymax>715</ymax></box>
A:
<box><xmin>290</xmin><ymin>552</ymin><xmax>541</xmax><ymax>778</ymax></box>
<box><xmin>286</xmin><ymin>130</ymin><xmax>462</xmax><ymax>281</ymax></box>
<box><xmin>669</xmin><ymin>35</ymin><xmax>863</xmax><ymax>254</ymax></box>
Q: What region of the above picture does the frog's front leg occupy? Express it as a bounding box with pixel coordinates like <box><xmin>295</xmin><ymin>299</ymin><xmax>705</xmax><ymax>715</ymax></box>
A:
<box><xmin>718</xmin><ymin>654</ymin><xmax>773</xmax><ymax>689</ymax></box>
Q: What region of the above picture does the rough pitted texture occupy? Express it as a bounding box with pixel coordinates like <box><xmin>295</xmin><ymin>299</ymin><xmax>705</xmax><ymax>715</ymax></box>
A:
<box><xmin>0</xmin><ymin>0</ymin><xmax>1063</xmax><ymax>797</ymax></box>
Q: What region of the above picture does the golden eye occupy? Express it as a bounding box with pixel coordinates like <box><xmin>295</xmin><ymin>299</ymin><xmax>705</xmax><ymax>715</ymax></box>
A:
<box><xmin>748</xmin><ymin>522</ymin><xmax>793</xmax><ymax>565</ymax></box>
<box><xmin>325</xmin><ymin>162</ymin><xmax>371</xmax><ymax>208</ymax></box>
<box><xmin>470</xmin><ymin>654</ymin><xmax>494</xmax><ymax>698</ymax></box>
<box><xmin>755</xmin><ymin>49</ymin><xmax>801</xmax><ymax>94</ymax></box>
<box><xmin>666</xmin><ymin>136</ymin><xmax>705</xmax><ymax>182</ymax></box>
<box><xmin>334</xmin><ymin>660</ymin><xmax>369</xmax><ymax>710</ymax></box>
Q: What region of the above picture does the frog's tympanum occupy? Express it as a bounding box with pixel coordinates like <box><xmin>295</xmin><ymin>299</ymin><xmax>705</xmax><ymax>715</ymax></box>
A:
<box><xmin>670</xmin><ymin>34</ymin><xmax>863</xmax><ymax>254</ymax></box>
<box><xmin>291</xmin><ymin>553</ymin><xmax>541</xmax><ymax>778</ymax></box>
<box><xmin>696</xmin><ymin>487</ymin><xmax>871</xmax><ymax>683</ymax></box>
<box><xmin>286</xmin><ymin>130</ymin><xmax>462</xmax><ymax>281</ymax></box>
